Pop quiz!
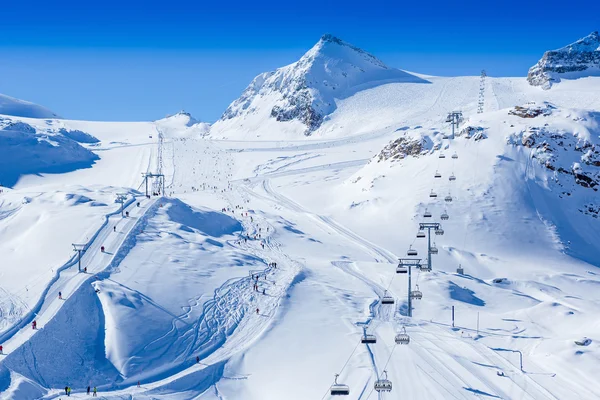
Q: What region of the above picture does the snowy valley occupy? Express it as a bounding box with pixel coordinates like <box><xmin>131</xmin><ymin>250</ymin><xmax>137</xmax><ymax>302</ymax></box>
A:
<box><xmin>0</xmin><ymin>32</ymin><xmax>599</xmax><ymax>400</ymax></box>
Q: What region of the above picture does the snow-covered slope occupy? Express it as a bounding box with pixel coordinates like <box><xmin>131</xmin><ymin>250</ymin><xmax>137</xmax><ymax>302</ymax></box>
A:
<box><xmin>155</xmin><ymin>111</ymin><xmax>210</xmax><ymax>139</ymax></box>
<box><xmin>528</xmin><ymin>31</ymin><xmax>600</xmax><ymax>88</ymax></box>
<box><xmin>2</xmin><ymin>36</ymin><xmax>600</xmax><ymax>400</ymax></box>
<box><xmin>0</xmin><ymin>93</ymin><xmax>60</xmax><ymax>119</ymax></box>
<box><xmin>212</xmin><ymin>34</ymin><xmax>427</xmax><ymax>138</ymax></box>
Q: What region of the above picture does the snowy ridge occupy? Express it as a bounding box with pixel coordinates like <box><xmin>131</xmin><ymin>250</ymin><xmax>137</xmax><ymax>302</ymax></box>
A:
<box><xmin>0</xmin><ymin>94</ymin><xmax>59</xmax><ymax>120</ymax></box>
<box><xmin>214</xmin><ymin>34</ymin><xmax>427</xmax><ymax>137</ymax></box>
<box><xmin>528</xmin><ymin>31</ymin><xmax>600</xmax><ymax>88</ymax></box>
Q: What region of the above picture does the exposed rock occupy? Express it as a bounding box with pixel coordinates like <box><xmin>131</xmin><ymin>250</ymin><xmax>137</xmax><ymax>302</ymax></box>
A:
<box><xmin>377</xmin><ymin>136</ymin><xmax>423</xmax><ymax>162</ymax></box>
<box><xmin>528</xmin><ymin>32</ymin><xmax>600</xmax><ymax>88</ymax></box>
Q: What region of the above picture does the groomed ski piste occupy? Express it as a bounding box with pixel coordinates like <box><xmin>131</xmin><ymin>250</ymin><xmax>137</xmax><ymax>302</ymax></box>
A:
<box><xmin>1</xmin><ymin>38</ymin><xmax>600</xmax><ymax>399</ymax></box>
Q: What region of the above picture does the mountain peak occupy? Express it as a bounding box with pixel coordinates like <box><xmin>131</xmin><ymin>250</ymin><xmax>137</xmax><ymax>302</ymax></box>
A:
<box><xmin>217</xmin><ymin>35</ymin><xmax>425</xmax><ymax>136</ymax></box>
<box><xmin>528</xmin><ymin>31</ymin><xmax>600</xmax><ymax>88</ymax></box>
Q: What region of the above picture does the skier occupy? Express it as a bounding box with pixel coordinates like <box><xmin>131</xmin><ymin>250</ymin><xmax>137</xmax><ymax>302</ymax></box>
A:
<box><xmin>32</xmin><ymin>320</ymin><xmax>37</xmax><ymax>330</ymax></box>
<box><xmin>256</xmin><ymin>308</ymin><xmax>259</xmax><ymax>314</ymax></box>
<box><xmin>137</xmin><ymin>381</ymin><xmax>141</xmax><ymax>388</ymax></box>
<box><xmin>65</xmin><ymin>386</ymin><xmax>68</xmax><ymax>395</ymax></box>
<box><xmin>196</xmin><ymin>356</ymin><xmax>200</xmax><ymax>363</ymax></box>
<box><xmin>137</xmin><ymin>202</ymin><xmax>140</xmax><ymax>207</ymax></box>
<box><xmin>114</xmin><ymin>226</ymin><xmax>116</xmax><ymax>232</ymax></box>
<box><xmin>58</xmin><ymin>291</ymin><xmax>62</xmax><ymax>300</ymax></box>
<box><xmin>126</xmin><ymin>211</ymin><xmax>129</xmax><ymax>217</ymax></box>
<box><xmin>67</xmin><ymin>386</ymin><xmax>71</xmax><ymax>396</ymax></box>
<box><xmin>101</xmin><ymin>246</ymin><xmax>105</xmax><ymax>252</ymax></box>
<box><xmin>0</xmin><ymin>345</ymin><xmax>3</xmax><ymax>354</ymax></box>
<box><xmin>262</xmin><ymin>288</ymin><xmax>266</xmax><ymax>295</ymax></box>
<box><xmin>87</xmin><ymin>386</ymin><xmax>91</xmax><ymax>395</ymax></box>
<box><xmin>93</xmin><ymin>386</ymin><xmax>97</xmax><ymax>397</ymax></box>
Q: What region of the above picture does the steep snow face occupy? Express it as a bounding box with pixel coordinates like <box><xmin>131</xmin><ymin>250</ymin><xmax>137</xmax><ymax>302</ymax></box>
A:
<box><xmin>528</xmin><ymin>31</ymin><xmax>600</xmax><ymax>88</ymax></box>
<box><xmin>214</xmin><ymin>34</ymin><xmax>426</xmax><ymax>137</ymax></box>
<box><xmin>0</xmin><ymin>93</ymin><xmax>60</xmax><ymax>119</ymax></box>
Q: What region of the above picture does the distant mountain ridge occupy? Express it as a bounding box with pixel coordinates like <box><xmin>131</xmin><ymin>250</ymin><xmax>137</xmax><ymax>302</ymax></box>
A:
<box><xmin>0</xmin><ymin>93</ymin><xmax>60</xmax><ymax>119</ymax></box>
<box><xmin>528</xmin><ymin>31</ymin><xmax>600</xmax><ymax>88</ymax></box>
<box><xmin>218</xmin><ymin>34</ymin><xmax>427</xmax><ymax>135</ymax></box>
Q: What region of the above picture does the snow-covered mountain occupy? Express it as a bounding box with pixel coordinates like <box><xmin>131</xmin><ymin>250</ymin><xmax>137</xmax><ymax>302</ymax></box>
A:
<box><xmin>528</xmin><ymin>31</ymin><xmax>600</xmax><ymax>88</ymax></box>
<box><xmin>213</xmin><ymin>34</ymin><xmax>426</xmax><ymax>137</ymax></box>
<box><xmin>155</xmin><ymin>110</ymin><xmax>210</xmax><ymax>138</ymax></box>
<box><xmin>0</xmin><ymin>93</ymin><xmax>60</xmax><ymax>119</ymax></box>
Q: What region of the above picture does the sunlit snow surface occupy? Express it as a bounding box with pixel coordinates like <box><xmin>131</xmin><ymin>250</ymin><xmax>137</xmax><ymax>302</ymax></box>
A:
<box><xmin>0</xmin><ymin>75</ymin><xmax>600</xmax><ymax>399</ymax></box>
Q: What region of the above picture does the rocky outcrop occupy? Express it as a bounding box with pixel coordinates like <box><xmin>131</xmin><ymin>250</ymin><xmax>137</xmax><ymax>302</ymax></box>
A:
<box><xmin>377</xmin><ymin>136</ymin><xmax>423</xmax><ymax>162</ymax></box>
<box><xmin>528</xmin><ymin>32</ymin><xmax>600</xmax><ymax>88</ymax></box>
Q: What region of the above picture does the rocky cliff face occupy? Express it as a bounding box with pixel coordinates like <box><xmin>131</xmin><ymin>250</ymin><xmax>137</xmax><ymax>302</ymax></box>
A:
<box><xmin>219</xmin><ymin>34</ymin><xmax>424</xmax><ymax>135</ymax></box>
<box><xmin>528</xmin><ymin>31</ymin><xmax>600</xmax><ymax>88</ymax></box>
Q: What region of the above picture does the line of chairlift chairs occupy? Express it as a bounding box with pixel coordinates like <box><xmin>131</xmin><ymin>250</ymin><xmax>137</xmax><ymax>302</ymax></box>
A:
<box><xmin>330</xmin><ymin>150</ymin><xmax>458</xmax><ymax>396</ymax></box>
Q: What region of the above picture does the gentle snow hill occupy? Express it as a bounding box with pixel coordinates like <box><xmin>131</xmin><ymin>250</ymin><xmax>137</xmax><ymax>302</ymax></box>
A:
<box><xmin>212</xmin><ymin>34</ymin><xmax>427</xmax><ymax>139</ymax></box>
<box><xmin>155</xmin><ymin>111</ymin><xmax>210</xmax><ymax>139</ymax></box>
<box><xmin>528</xmin><ymin>31</ymin><xmax>600</xmax><ymax>88</ymax></box>
<box><xmin>0</xmin><ymin>94</ymin><xmax>60</xmax><ymax>119</ymax></box>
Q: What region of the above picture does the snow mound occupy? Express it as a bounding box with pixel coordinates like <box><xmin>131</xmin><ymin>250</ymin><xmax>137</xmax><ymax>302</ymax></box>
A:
<box><xmin>0</xmin><ymin>93</ymin><xmax>60</xmax><ymax>119</ymax></box>
<box><xmin>214</xmin><ymin>34</ymin><xmax>428</xmax><ymax>137</ymax></box>
<box><xmin>528</xmin><ymin>31</ymin><xmax>600</xmax><ymax>88</ymax></box>
<box><xmin>155</xmin><ymin>111</ymin><xmax>210</xmax><ymax>139</ymax></box>
<box><xmin>0</xmin><ymin>118</ymin><xmax>99</xmax><ymax>187</ymax></box>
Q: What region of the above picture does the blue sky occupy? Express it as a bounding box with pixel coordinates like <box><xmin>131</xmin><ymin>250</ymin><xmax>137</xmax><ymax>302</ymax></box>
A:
<box><xmin>0</xmin><ymin>0</ymin><xmax>597</xmax><ymax>122</ymax></box>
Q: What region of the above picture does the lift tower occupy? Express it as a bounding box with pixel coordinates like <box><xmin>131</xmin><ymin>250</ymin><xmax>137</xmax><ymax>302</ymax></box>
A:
<box><xmin>419</xmin><ymin>222</ymin><xmax>444</xmax><ymax>272</ymax></box>
<box><xmin>398</xmin><ymin>258</ymin><xmax>422</xmax><ymax>317</ymax></box>
<box><xmin>446</xmin><ymin>111</ymin><xmax>463</xmax><ymax>138</ymax></box>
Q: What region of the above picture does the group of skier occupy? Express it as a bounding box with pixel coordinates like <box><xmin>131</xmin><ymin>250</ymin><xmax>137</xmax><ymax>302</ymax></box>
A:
<box><xmin>63</xmin><ymin>385</ymin><xmax>97</xmax><ymax>396</ymax></box>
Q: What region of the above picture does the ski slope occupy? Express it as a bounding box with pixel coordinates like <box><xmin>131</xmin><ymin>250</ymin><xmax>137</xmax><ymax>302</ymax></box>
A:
<box><xmin>0</xmin><ymin>73</ymin><xmax>599</xmax><ymax>400</ymax></box>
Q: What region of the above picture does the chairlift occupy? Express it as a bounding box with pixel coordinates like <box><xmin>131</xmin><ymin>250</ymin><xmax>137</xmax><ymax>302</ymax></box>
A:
<box><xmin>430</xmin><ymin>244</ymin><xmax>438</xmax><ymax>254</ymax></box>
<box><xmin>407</xmin><ymin>245</ymin><xmax>418</xmax><ymax>256</ymax></box>
<box><xmin>417</xmin><ymin>231</ymin><xmax>426</xmax><ymax>238</ymax></box>
<box><xmin>382</xmin><ymin>291</ymin><xmax>395</xmax><ymax>304</ymax></box>
<box><xmin>361</xmin><ymin>332</ymin><xmax>377</xmax><ymax>344</ymax></box>
<box><xmin>424</xmin><ymin>209</ymin><xmax>432</xmax><ymax>218</ymax></box>
<box><xmin>330</xmin><ymin>374</ymin><xmax>350</xmax><ymax>396</ymax></box>
<box><xmin>452</xmin><ymin>153</ymin><xmax>458</xmax><ymax>159</ymax></box>
<box><xmin>374</xmin><ymin>370</ymin><xmax>392</xmax><ymax>392</ymax></box>
<box><xmin>444</xmin><ymin>195</ymin><xmax>453</xmax><ymax>202</ymax></box>
<box><xmin>396</xmin><ymin>264</ymin><xmax>408</xmax><ymax>274</ymax></box>
<box><xmin>434</xmin><ymin>171</ymin><xmax>442</xmax><ymax>178</ymax></box>
<box><xmin>442</xmin><ymin>134</ymin><xmax>450</xmax><ymax>139</ymax></box>
<box><xmin>410</xmin><ymin>285</ymin><xmax>423</xmax><ymax>300</ymax></box>
<box><xmin>429</xmin><ymin>190</ymin><xmax>437</xmax><ymax>198</ymax></box>
<box><xmin>449</xmin><ymin>174</ymin><xmax>456</xmax><ymax>181</ymax></box>
<box><xmin>441</xmin><ymin>212</ymin><xmax>449</xmax><ymax>220</ymax></box>
<box><xmin>457</xmin><ymin>265</ymin><xmax>464</xmax><ymax>275</ymax></box>
<box><xmin>395</xmin><ymin>327</ymin><xmax>410</xmax><ymax>345</ymax></box>
<box><xmin>421</xmin><ymin>264</ymin><xmax>432</xmax><ymax>272</ymax></box>
<box><xmin>439</xmin><ymin>153</ymin><xmax>446</xmax><ymax>159</ymax></box>
<box><xmin>435</xmin><ymin>228</ymin><xmax>444</xmax><ymax>235</ymax></box>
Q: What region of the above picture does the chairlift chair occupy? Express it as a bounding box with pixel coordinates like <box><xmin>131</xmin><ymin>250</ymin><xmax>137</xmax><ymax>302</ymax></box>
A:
<box><xmin>330</xmin><ymin>374</ymin><xmax>350</xmax><ymax>396</ymax></box>
<box><xmin>382</xmin><ymin>291</ymin><xmax>395</xmax><ymax>304</ymax></box>
<box><xmin>457</xmin><ymin>265</ymin><xmax>464</xmax><ymax>275</ymax></box>
<box><xmin>429</xmin><ymin>190</ymin><xmax>438</xmax><ymax>198</ymax></box>
<box><xmin>439</xmin><ymin>153</ymin><xmax>446</xmax><ymax>159</ymax></box>
<box><xmin>434</xmin><ymin>171</ymin><xmax>442</xmax><ymax>178</ymax></box>
<box><xmin>410</xmin><ymin>285</ymin><xmax>423</xmax><ymax>300</ymax></box>
<box><xmin>444</xmin><ymin>195</ymin><xmax>453</xmax><ymax>202</ymax></box>
<box><xmin>361</xmin><ymin>333</ymin><xmax>377</xmax><ymax>344</ymax></box>
<box><xmin>435</xmin><ymin>228</ymin><xmax>445</xmax><ymax>235</ymax></box>
<box><xmin>417</xmin><ymin>231</ymin><xmax>426</xmax><ymax>238</ymax></box>
<box><xmin>395</xmin><ymin>327</ymin><xmax>410</xmax><ymax>345</ymax></box>
<box><xmin>374</xmin><ymin>370</ymin><xmax>392</xmax><ymax>392</ymax></box>
<box><xmin>421</xmin><ymin>264</ymin><xmax>432</xmax><ymax>272</ymax></box>
<box><xmin>407</xmin><ymin>245</ymin><xmax>418</xmax><ymax>256</ymax></box>
<box><xmin>396</xmin><ymin>264</ymin><xmax>408</xmax><ymax>274</ymax></box>
<box><xmin>430</xmin><ymin>244</ymin><xmax>438</xmax><ymax>254</ymax></box>
<box><xmin>452</xmin><ymin>153</ymin><xmax>458</xmax><ymax>159</ymax></box>
<box><xmin>424</xmin><ymin>209</ymin><xmax>432</xmax><ymax>218</ymax></box>
<box><xmin>441</xmin><ymin>212</ymin><xmax>449</xmax><ymax>220</ymax></box>
<box><xmin>449</xmin><ymin>174</ymin><xmax>456</xmax><ymax>181</ymax></box>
